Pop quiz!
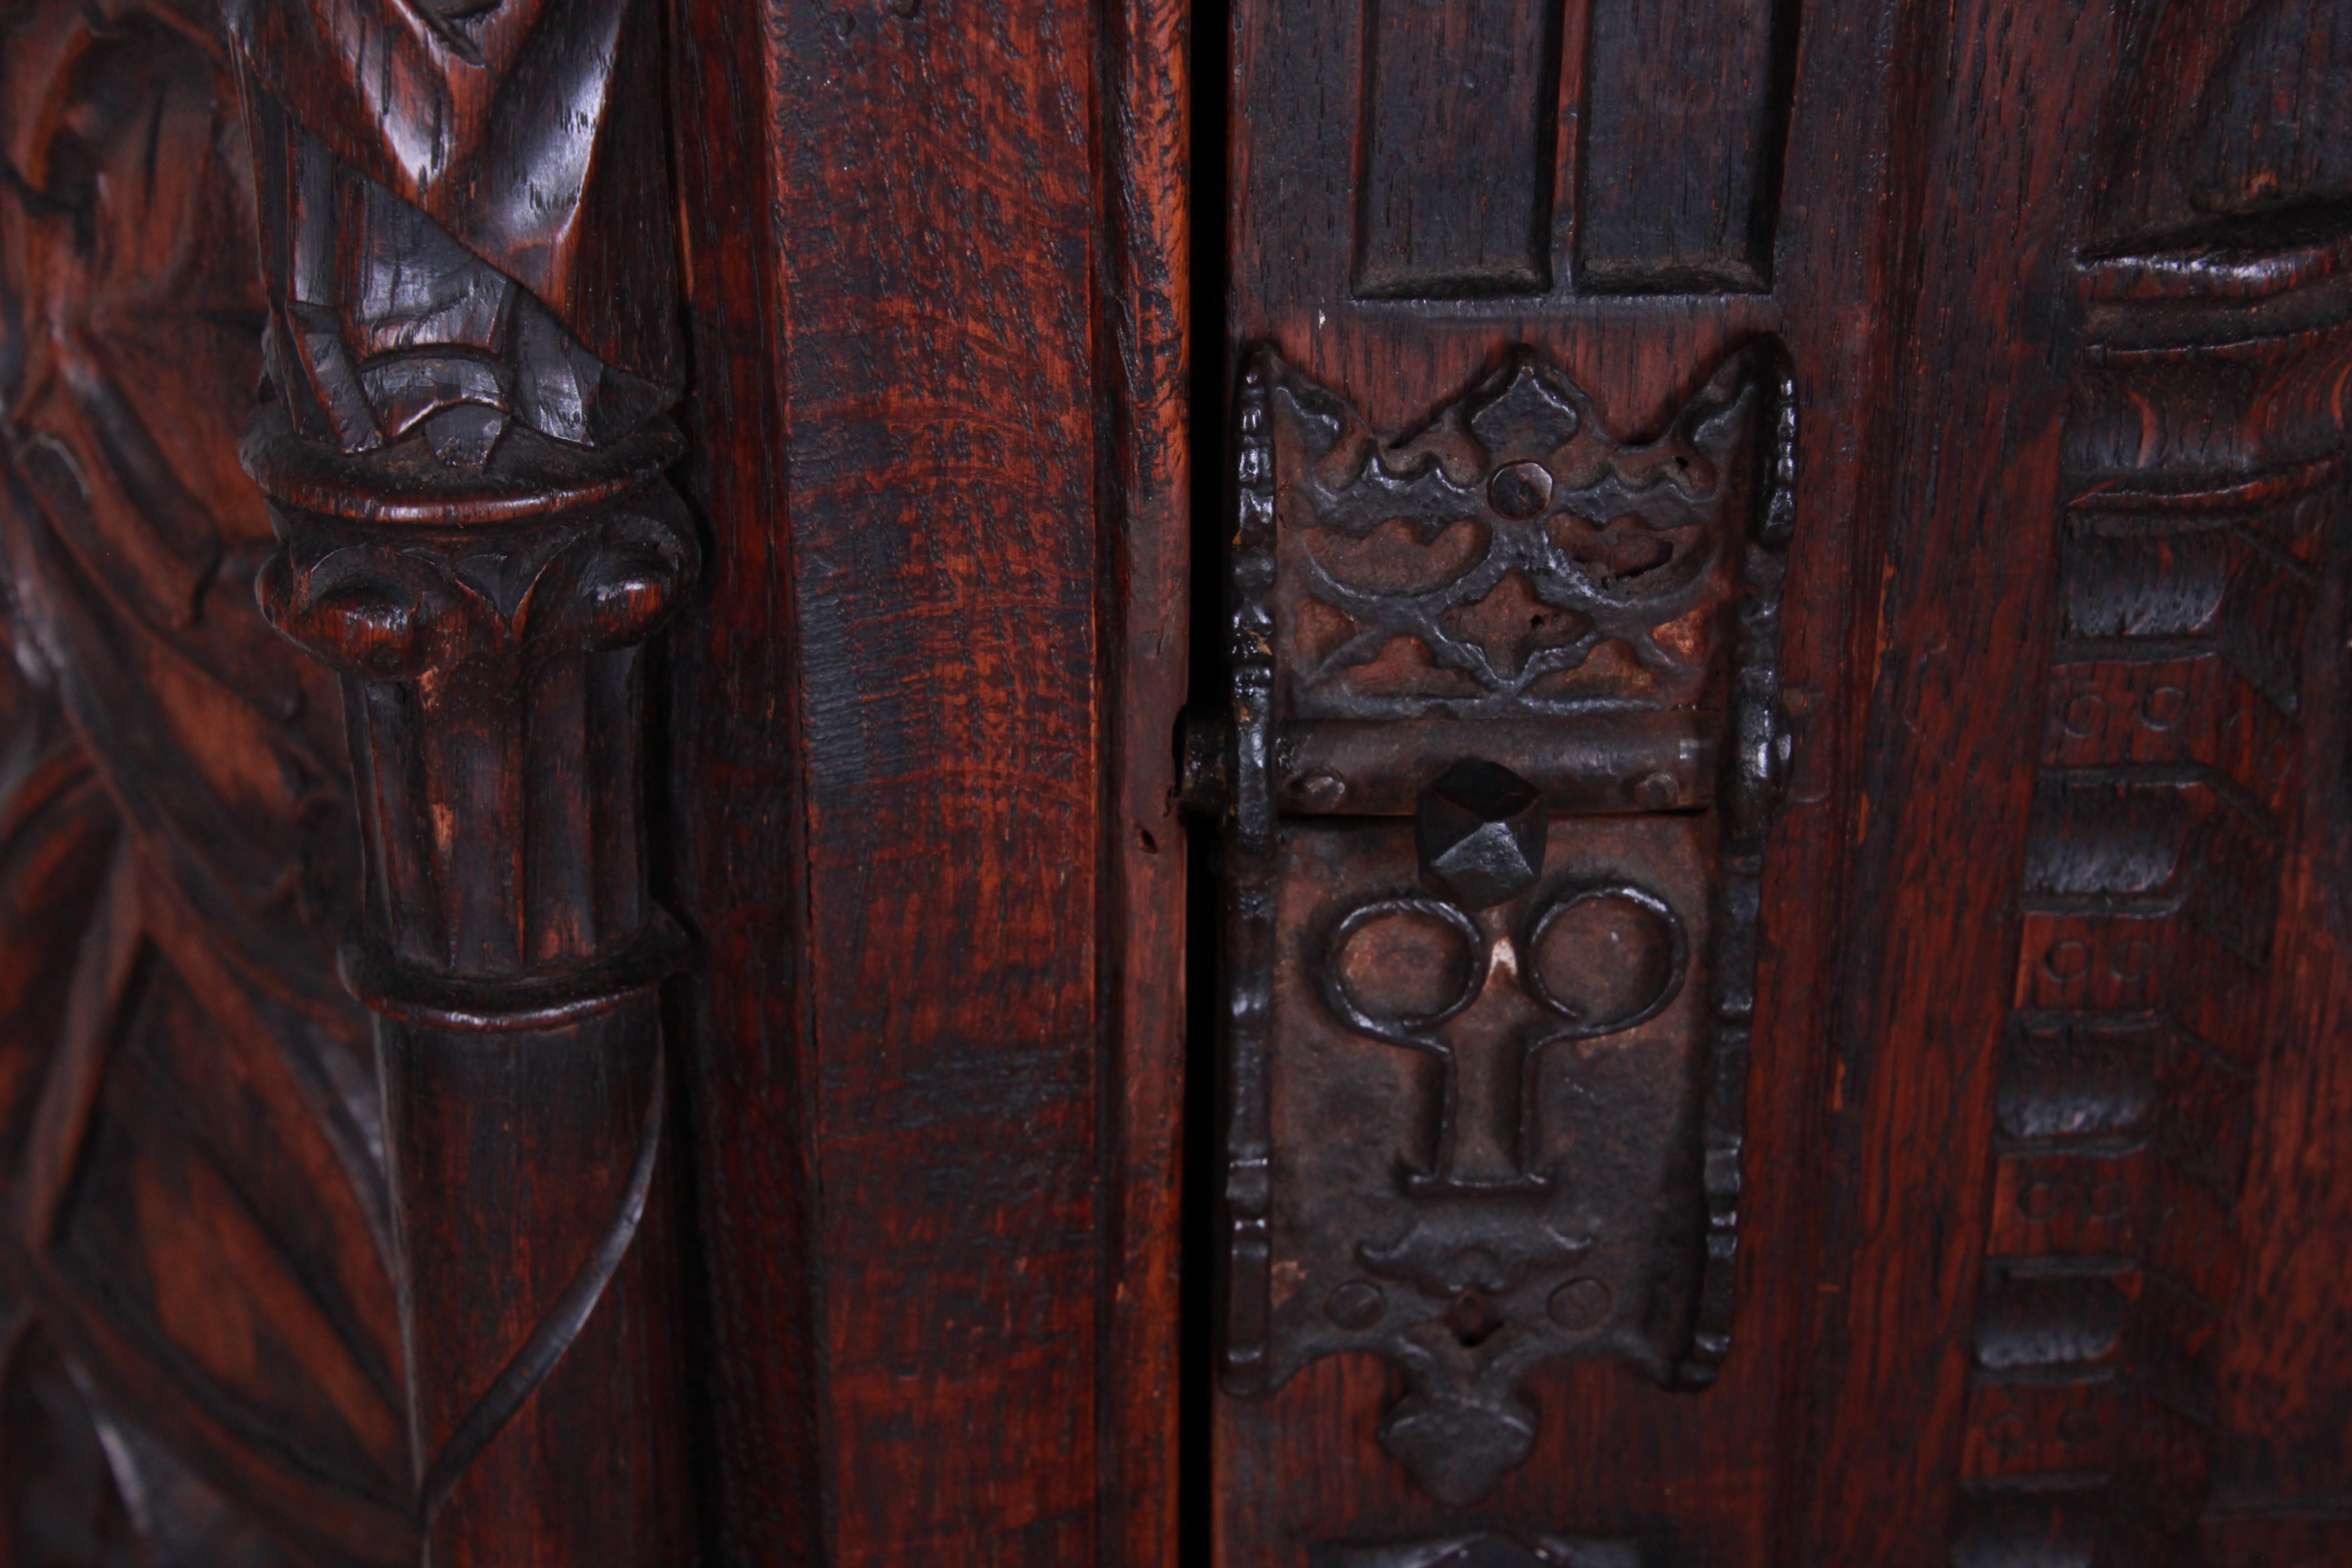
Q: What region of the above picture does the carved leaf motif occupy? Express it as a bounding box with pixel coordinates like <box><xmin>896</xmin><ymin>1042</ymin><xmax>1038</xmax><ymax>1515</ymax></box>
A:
<box><xmin>1</xmin><ymin>0</ymin><xmax>414</xmax><ymax>1558</ymax></box>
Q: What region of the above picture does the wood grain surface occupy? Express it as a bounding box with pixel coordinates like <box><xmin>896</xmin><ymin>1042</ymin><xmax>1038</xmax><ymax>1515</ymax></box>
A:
<box><xmin>1212</xmin><ymin>0</ymin><xmax>2352</xmax><ymax>1564</ymax></box>
<box><xmin>666</xmin><ymin>0</ymin><xmax>1191</xmax><ymax>1561</ymax></box>
<box><xmin>0</xmin><ymin>0</ymin><xmax>2345</xmax><ymax>1560</ymax></box>
<box><xmin>1214</xmin><ymin>0</ymin><xmax>1891</xmax><ymax>1557</ymax></box>
<box><xmin>1796</xmin><ymin>0</ymin><xmax>2119</xmax><ymax>1560</ymax></box>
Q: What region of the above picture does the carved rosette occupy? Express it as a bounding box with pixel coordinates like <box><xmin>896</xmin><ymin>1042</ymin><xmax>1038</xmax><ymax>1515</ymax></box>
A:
<box><xmin>222</xmin><ymin>0</ymin><xmax>698</xmax><ymax>1559</ymax></box>
<box><xmin>1213</xmin><ymin>344</ymin><xmax>1793</xmax><ymax>1505</ymax></box>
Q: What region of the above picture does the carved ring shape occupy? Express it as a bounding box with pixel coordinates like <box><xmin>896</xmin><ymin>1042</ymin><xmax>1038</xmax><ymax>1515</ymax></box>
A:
<box><xmin>1320</xmin><ymin>883</ymin><xmax>1690</xmax><ymax>1201</ymax></box>
<box><xmin>1323</xmin><ymin>884</ymin><xmax>1687</xmax><ymax>1045</ymax></box>
<box><xmin>1321</xmin><ymin>895</ymin><xmax>1490</xmax><ymax>1045</ymax></box>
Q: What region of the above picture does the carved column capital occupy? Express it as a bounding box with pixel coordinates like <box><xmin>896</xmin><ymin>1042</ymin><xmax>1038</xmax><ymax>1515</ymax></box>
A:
<box><xmin>251</xmin><ymin>421</ymin><xmax>696</xmax><ymax>679</ymax></box>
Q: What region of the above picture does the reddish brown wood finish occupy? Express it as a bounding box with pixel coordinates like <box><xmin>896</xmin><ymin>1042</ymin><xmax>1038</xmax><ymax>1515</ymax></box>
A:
<box><xmin>1</xmin><ymin>0</ymin><xmax>1198</xmax><ymax>1554</ymax></box>
<box><xmin>1209</xmin><ymin>0</ymin><xmax>2352</xmax><ymax>1565</ymax></box>
<box><xmin>1797</xmin><ymin>1</ymin><xmax>2120</xmax><ymax>1560</ymax></box>
<box><xmin>664</xmin><ymin>0</ymin><xmax>1191</xmax><ymax>1563</ymax></box>
<box><xmin>1</xmin><ymin>0</ymin><xmax>413</xmax><ymax>1557</ymax></box>
<box><xmin>769</xmin><ymin>0</ymin><xmax>1105</xmax><ymax>1546</ymax></box>
<box><xmin>220</xmin><ymin>0</ymin><xmax>703</xmax><ymax>1560</ymax></box>
<box><xmin>1097</xmin><ymin>0</ymin><xmax>1196</xmax><ymax>1559</ymax></box>
<box><xmin>663</xmin><ymin>0</ymin><xmax>824</xmax><ymax>1557</ymax></box>
<box><xmin>3</xmin><ymin>0</ymin><xmax>2351</xmax><ymax>1560</ymax></box>
<box><xmin>1211</xmin><ymin>0</ymin><xmax>1893</xmax><ymax>1556</ymax></box>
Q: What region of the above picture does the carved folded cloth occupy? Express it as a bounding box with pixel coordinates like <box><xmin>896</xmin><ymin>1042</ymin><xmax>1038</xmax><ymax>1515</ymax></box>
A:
<box><xmin>224</xmin><ymin>0</ymin><xmax>681</xmax><ymax>405</ymax></box>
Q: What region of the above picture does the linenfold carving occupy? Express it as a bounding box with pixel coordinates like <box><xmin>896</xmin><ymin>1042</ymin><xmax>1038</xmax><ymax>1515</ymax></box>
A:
<box><xmin>1213</xmin><ymin>343</ymin><xmax>1793</xmax><ymax>1505</ymax></box>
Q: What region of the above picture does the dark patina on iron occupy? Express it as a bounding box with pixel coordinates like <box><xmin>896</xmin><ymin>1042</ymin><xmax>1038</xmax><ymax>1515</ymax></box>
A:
<box><xmin>1200</xmin><ymin>342</ymin><xmax>1796</xmax><ymax>1504</ymax></box>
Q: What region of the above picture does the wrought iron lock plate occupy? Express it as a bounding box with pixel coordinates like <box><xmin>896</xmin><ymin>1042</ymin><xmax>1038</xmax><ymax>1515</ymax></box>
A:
<box><xmin>1198</xmin><ymin>342</ymin><xmax>1795</xmax><ymax>1505</ymax></box>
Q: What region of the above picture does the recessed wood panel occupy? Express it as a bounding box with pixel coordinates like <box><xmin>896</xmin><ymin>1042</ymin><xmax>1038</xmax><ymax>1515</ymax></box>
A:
<box><xmin>1353</xmin><ymin>0</ymin><xmax>1564</xmax><ymax>298</ymax></box>
<box><xmin>1576</xmin><ymin>0</ymin><xmax>1791</xmax><ymax>293</ymax></box>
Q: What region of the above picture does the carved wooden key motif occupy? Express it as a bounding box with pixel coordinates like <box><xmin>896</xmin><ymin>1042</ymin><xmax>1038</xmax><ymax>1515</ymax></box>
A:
<box><xmin>1205</xmin><ymin>343</ymin><xmax>1795</xmax><ymax>1504</ymax></box>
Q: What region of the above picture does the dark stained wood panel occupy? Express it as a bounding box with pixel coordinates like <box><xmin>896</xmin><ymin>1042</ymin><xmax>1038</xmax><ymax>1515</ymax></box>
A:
<box><xmin>1094</xmin><ymin>0</ymin><xmax>1194</xmax><ymax>1560</ymax></box>
<box><xmin>771</xmin><ymin>0</ymin><xmax>1104</xmax><ymax>1559</ymax></box>
<box><xmin>2211</xmin><ymin>798</ymin><xmax>2352</xmax><ymax>1520</ymax></box>
<box><xmin>1795</xmin><ymin>0</ymin><xmax>2125</xmax><ymax>1560</ymax></box>
<box><xmin>2205</xmin><ymin>1509</ymin><xmax>2352</xmax><ymax>1568</ymax></box>
<box><xmin>665</xmin><ymin>0</ymin><xmax>825</xmax><ymax>1554</ymax></box>
<box><xmin>1353</xmin><ymin>0</ymin><xmax>1563</xmax><ymax>298</ymax></box>
<box><xmin>5</xmin><ymin>0</ymin><xmax>2352</xmax><ymax>1556</ymax></box>
<box><xmin>1215</xmin><ymin>0</ymin><xmax>1916</xmax><ymax>1554</ymax></box>
<box><xmin>3</xmin><ymin>0</ymin><xmax>725</xmax><ymax>1547</ymax></box>
<box><xmin>665</xmin><ymin>0</ymin><xmax>1189</xmax><ymax>1561</ymax></box>
<box><xmin>1576</xmin><ymin>0</ymin><xmax>1791</xmax><ymax>292</ymax></box>
<box><xmin>219</xmin><ymin>0</ymin><xmax>706</xmax><ymax>1555</ymax></box>
<box><xmin>2092</xmin><ymin>0</ymin><xmax>2352</xmax><ymax>249</ymax></box>
<box><xmin>1214</xmin><ymin>0</ymin><xmax>2352</xmax><ymax>1557</ymax></box>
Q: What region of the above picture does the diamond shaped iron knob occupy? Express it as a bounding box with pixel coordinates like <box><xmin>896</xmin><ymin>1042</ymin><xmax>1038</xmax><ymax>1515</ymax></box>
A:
<box><xmin>1415</xmin><ymin>759</ymin><xmax>1548</xmax><ymax>910</ymax></box>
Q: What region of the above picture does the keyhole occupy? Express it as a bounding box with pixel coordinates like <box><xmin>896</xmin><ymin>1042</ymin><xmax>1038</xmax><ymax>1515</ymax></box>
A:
<box><xmin>1446</xmin><ymin>1291</ymin><xmax>1504</xmax><ymax>1348</ymax></box>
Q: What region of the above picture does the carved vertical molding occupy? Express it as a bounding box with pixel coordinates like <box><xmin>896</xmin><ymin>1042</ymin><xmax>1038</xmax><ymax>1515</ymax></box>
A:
<box><xmin>1949</xmin><ymin>236</ymin><xmax>2351</xmax><ymax>1564</ymax></box>
<box><xmin>222</xmin><ymin>3</ymin><xmax>696</xmax><ymax>1561</ymax></box>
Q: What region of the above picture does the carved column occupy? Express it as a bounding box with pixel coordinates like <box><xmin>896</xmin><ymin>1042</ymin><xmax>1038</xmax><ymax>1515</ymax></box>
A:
<box><xmin>224</xmin><ymin>2</ymin><xmax>696</xmax><ymax>1561</ymax></box>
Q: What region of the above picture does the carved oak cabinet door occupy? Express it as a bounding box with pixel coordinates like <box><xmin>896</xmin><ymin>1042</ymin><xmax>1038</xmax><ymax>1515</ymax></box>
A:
<box><xmin>1201</xmin><ymin>1</ymin><xmax>2352</xmax><ymax>1566</ymax></box>
<box><xmin>2</xmin><ymin>0</ymin><xmax>2351</xmax><ymax>1563</ymax></box>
